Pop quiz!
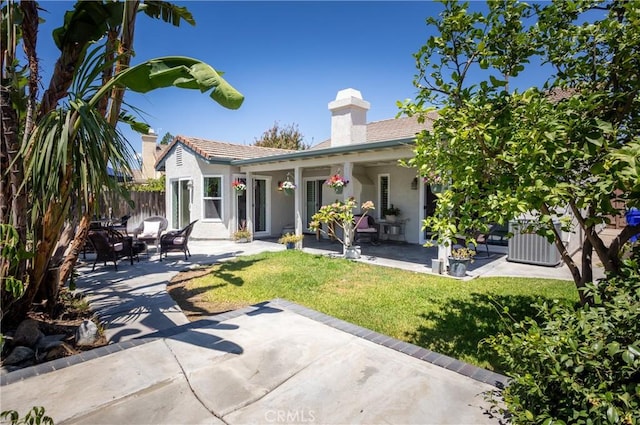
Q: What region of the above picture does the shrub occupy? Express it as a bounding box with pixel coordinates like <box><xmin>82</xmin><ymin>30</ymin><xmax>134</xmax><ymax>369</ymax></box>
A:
<box><xmin>1</xmin><ymin>406</ymin><xmax>53</xmax><ymax>425</ymax></box>
<box><xmin>278</xmin><ymin>233</ymin><xmax>303</xmax><ymax>244</ymax></box>
<box><xmin>484</xmin><ymin>248</ymin><xmax>640</xmax><ymax>424</ymax></box>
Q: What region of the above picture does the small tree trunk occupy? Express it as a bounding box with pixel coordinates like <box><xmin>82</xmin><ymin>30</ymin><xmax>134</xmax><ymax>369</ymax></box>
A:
<box><xmin>579</xmin><ymin>230</ymin><xmax>594</xmax><ymax>306</ymax></box>
<box><xmin>58</xmin><ymin>211</ymin><xmax>93</xmax><ymax>286</ymax></box>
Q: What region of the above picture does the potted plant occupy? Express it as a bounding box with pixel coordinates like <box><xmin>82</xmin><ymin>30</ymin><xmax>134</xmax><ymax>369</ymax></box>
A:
<box><xmin>309</xmin><ymin>198</ymin><xmax>375</xmax><ymax>259</ymax></box>
<box><xmin>278</xmin><ymin>180</ymin><xmax>296</xmax><ymax>196</ymax></box>
<box><xmin>232</xmin><ymin>179</ymin><xmax>246</xmax><ymax>193</ymax></box>
<box><xmin>278</xmin><ymin>233</ymin><xmax>304</xmax><ymax>249</ymax></box>
<box><xmin>325</xmin><ymin>174</ymin><xmax>349</xmax><ymax>194</ymax></box>
<box><xmin>232</xmin><ymin>227</ymin><xmax>252</xmax><ymax>243</ymax></box>
<box><xmin>383</xmin><ymin>204</ymin><xmax>401</xmax><ymax>223</ymax></box>
<box><xmin>424</xmin><ymin>172</ymin><xmax>445</xmax><ymax>194</ymax></box>
<box><xmin>448</xmin><ymin>247</ymin><xmax>475</xmax><ymax>277</ymax></box>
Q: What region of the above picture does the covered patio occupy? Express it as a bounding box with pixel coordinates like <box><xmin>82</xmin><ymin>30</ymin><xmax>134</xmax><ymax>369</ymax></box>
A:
<box><xmin>285</xmin><ymin>237</ymin><xmax>577</xmax><ymax>280</ymax></box>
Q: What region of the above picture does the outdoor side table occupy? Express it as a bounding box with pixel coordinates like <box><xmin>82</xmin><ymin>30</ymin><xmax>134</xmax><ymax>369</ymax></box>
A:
<box><xmin>379</xmin><ymin>220</ymin><xmax>407</xmax><ymax>243</ymax></box>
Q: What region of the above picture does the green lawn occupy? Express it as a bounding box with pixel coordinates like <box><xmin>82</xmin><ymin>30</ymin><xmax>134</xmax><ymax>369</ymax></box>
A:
<box><xmin>184</xmin><ymin>250</ymin><xmax>578</xmax><ymax>372</ymax></box>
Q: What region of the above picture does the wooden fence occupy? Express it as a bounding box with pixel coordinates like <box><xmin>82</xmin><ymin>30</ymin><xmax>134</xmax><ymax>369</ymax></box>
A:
<box><xmin>98</xmin><ymin>191</ymin><xmax>166</xmax><ymax>231</ymax></box>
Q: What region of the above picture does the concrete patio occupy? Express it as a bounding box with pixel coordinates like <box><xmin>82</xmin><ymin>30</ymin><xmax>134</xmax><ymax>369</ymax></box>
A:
<box><xmin>0</xmin><ymin>237</ymin><xmax>581</xmax><ymax>424</ymax></box>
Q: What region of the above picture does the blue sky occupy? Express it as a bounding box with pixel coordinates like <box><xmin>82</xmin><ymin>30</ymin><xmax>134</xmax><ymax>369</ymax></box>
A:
<box><xmin>36</xmin><ymin>1</ymin><xmax>548</xmax><ymax>157</ymax></box>
<box><xmin>35</xmin><ymin>1</ymin><xmax>444</xmax><ymax>155</ymax></box>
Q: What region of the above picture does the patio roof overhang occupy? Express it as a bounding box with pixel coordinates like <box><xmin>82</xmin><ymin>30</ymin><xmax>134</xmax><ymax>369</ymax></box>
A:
<box><xmin>233</xmin><ymin>138</ymin><xmax>417</xmax><ymax>173</ymax></box>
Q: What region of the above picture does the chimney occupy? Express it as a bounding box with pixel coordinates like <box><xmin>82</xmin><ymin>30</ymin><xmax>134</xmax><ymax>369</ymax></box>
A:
<box><xmin>328</xmin><ymin>88</ymin><xmax>370</xmax><ymax>147</ymax></box>
<box><xmin>141</xmin><ymin>129</ymin><xmax>158</xmax><ymax>180</ymax></box>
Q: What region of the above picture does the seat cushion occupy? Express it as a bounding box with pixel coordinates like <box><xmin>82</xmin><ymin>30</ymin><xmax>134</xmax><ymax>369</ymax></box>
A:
<box><xmin>172</xmin><ymin>237</ymin><xmax>185</xmax><ymax>245</ymax></box>
<box><xmin>357</xmin><ymin>228</ymin><xmax>377</xmax><ymax>233</ymax></box>
<box><xmin>356</xmin><ymin>218</ymin><xmax>371</xmax><ymax>230</ymax></box>
<box><xmin>139</xmin><ymin>220</ymin><xmax>161</xmax><ymax>239</ymax></box>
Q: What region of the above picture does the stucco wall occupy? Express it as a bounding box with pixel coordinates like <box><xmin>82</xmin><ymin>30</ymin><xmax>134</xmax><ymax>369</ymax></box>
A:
<box><xmin>365</xmin><ymin>165</ymin><xmax>421</xmax><ymax>244</ymax></box>
<box><xmin>163</xmin><ymin>147</ymin><xmax>235</xmax><ymax>239</ymax></box>
<box><xmin>269</xmin><ymin>171</ymin><xmax>296</xmax><ymax>235</ymax></box>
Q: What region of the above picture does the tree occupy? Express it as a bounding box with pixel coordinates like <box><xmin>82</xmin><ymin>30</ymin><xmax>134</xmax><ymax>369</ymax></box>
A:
<box><xmin>401</xmin><ymin>0</ymin><xmax>640</xmax><ymax>305</ymax></box>
<box><xmin>159</xmin><ymin>131</ymin><xmax>174</xmax><ymax>145</ymax></box>
<box><xmin>1</xmin><ymin>0</ymin><xmax>244</xmax><ymax>325</ymax></box>
<box><xmin>254</xmin><ymin>121</ymin><xmax>307</xmax><ymax>150</ymax></box>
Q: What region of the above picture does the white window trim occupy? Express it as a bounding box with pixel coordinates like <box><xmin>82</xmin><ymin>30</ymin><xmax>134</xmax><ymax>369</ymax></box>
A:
<box><xmin>202</xmin><ymin>175</ymin><xmax>224</xmax><ymax>222</ymax></box>
<box><xmin>378</xmin><ymin>173</ymin><xmax>390</xmax><ymax>220</ymax></box>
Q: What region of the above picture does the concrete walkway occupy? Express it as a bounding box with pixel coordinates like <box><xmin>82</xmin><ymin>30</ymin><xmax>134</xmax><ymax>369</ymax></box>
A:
<box><xmin>0</xmin><ymin>238</ymin><xmax>578</xmax><ymax>424</ymax></box>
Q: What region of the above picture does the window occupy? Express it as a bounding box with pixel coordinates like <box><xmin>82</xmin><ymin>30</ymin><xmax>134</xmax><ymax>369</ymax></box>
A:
<box><xmin>203</xmin><ymin>176</ymin><xmax>223</xmax><ymax>220</ymax></box>
<box><xmin>378</xmin><ymin>174</ymin><xmax>389</xmax><ymax>219</ymax></box>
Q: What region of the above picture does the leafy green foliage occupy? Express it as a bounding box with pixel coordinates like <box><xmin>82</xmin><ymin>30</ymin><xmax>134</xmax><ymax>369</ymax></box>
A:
<box><xmin>484</xmin><ymin>250</ymin><xmax>640</xmax><ymax>424</ymax></box>
<box><xmin>159</xmin><ymin>131</ymin><xmax>174</xmax><ymax>145</ymax></box>
<box><xmin>254</xmin><ymin>122</ymin><xmax>307</xmax><ymax>150</ymax></box>
<box><xmin>0</xmin><ymin>224</ymin><xmax>32</xmax><ymax>300</ymax></box>
<box><xmin>1</xmin><ymin>0</ymin><xmax>246</xmax><ymax>325</ymax></box>
<box><xmin>402</xmin><ymin>0</ymin><xmax>640</xmax><ymax>295</ymax></box>
<box><xmin>0</xmin><ymin>406</ymin><xmax>54</xmax><ymax>425</ymax></box>
<box><xmin>112</xmin><ymin>56</ymin><xmax>244</xmax><ymax>110</ymax></box>
<box><xmin>127</xmin><ymin>177</ymin><xmax>166</xmax><ymax>192</ymax></box>
<box><xmin>139</xmin><ymin>1</ymin><xmax>195</xmax><ymax>26</ymax></box>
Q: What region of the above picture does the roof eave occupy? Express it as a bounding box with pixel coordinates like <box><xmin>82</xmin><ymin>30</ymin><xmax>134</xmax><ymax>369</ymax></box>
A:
<box><xmin>232</xmin><ymin>138</ymin><xmax>416</xmax><ymax>166</ymax></box>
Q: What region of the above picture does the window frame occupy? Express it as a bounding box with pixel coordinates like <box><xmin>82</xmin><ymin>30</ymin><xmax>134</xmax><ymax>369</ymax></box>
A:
<box><xmin>378</xmin><ymin>174</ymin><xmax>390</xmax><ymax>220</ymax></box>
<box><xmin>202</xmin><ymin>175</ymin><xmax>224</xmax><ymax>222</ymax></box>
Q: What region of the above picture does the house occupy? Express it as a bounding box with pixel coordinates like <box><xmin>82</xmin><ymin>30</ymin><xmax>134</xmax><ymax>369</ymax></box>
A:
<box><xmin>155</xmin><ymin>88</ymin><xmax>439</xmax><ymax>243</ymax></box>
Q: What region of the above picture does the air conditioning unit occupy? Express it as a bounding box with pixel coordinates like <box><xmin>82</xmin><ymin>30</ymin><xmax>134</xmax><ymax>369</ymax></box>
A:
<box><xmin>508</xmin><ymin>221</ymin><xmax>562</xmax><ymax>267</ymax></box>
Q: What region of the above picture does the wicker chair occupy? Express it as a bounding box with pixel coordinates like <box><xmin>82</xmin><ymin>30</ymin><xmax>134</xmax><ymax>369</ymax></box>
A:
<box><xmin>354</xmin><ymin>215</ymin><xmax>380</xmax><ymax>244</ymax></box>
<box><xmin>160</xmin><ymin>220</ymin><xmax>198</xmax><ymax>261</ymax></box>
<box><xmin>87</xmin><ymin>229</ymin><xmax>134</xmax><ymax>271</ymax></box>
<box><xmin>132</xmin><ymin>216</ymin><xmax>168</xmax><ymax>253</ymax></box>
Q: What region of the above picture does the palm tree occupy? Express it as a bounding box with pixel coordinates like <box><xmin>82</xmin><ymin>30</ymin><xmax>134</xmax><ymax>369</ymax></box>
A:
<box><xmin>1</xmin><ymin>0</ymin><xmax>244</xmax><ymax>325</ymax></box>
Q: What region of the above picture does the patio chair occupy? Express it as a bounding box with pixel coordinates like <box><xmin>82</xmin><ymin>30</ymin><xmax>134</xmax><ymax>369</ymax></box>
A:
<box><xmin>471</xmin><ymin>224</ymin><xmax>510</xmax><ymax>257</ymax></box>
<box><xmin>354</xmin><ymin>215</ymin><xmax>379</xmax><ymax>244</ymax></box>
<box><xmin>160</xmin><ymin>220</ymin><xmax>198</xmax><ymax>261</ymax></box>
<box><xmin>87</xmin><ymin>228</ymin><xmax>134</xmax><ymax>271</ymax></box>
<box><xmin>132</xmin><ymin>216</ymin><xmax>168</xmax><ymax>253</ymax></box>
<box><xmin>109</xmin><ymin>214</ymin><xmax>131</xmax><ymax>234</ymax></box>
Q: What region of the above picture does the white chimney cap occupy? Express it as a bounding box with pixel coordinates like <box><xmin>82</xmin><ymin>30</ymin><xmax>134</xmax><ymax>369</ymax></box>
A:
<box><xmin>328</xmin><ymin>88</ymin><xmax>370</xmax><ymax>112</ymax></box>
<box><xmin>335</xmin><ymin>88</ymin><xmax>363</xmax><ymax>100</ymax></box>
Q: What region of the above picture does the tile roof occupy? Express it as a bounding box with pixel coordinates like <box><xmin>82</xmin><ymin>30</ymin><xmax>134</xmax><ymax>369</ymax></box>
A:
<box><xmin>156</xmin><ymin>136</ymin><xmax>297</xmax><ymax>165</ymax></box>
<box><xmin>310</xmin><ymin>113</ymin><xmax>438</xmax><ymax>150</ymax></box>
<box><xmin>155</xmin><ymin>113</ymin><xmax>437</xmax><ymax>167</ymax></box>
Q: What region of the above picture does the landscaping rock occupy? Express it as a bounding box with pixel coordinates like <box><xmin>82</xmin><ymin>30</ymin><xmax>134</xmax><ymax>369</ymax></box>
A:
<box><xmin>36</xmin><ymin>334</ymin><xmax>67</xmax><ymax>351</ymax></box>
<box><xmin>2</xmin><ymin>346</ymin><xmax>34</xmax><ymax>365</ymax></box>
<box><xmin>45</xmin><ymin>342</ymin><xmax>76</xmax><ymax>361</ymax></box>
<box><xmin>13</xmin><ymin>319</ymin><xmax>43</xmax><ymax>347</ymax></box>
<box><xmin>75</xmin><ymin>320</ymin><xmax>99</xmax><ymax>346</ymax></box>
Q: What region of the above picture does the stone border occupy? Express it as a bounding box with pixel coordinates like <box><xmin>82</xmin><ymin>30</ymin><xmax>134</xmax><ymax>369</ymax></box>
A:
<box><xmin>267</xmin><ymin>299</ymin><xmax>508</xmax><ymax>389</ymax></box>
<box><xmin>2</xmin><ymin>299</ymin><xmax>508</xmax><ymax>389</ymax></box>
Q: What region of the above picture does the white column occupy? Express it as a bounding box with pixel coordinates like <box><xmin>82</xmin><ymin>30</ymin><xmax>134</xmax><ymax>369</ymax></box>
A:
<box><xmin>342</xmin><ymin>161</ymin><xmax>353</xmax><ymax>200</ymax></box>
<box><xmin>245</xmin><ymin>171</ymin><xmax>254</xmax><ymax>240</ymax></box>
<box><xmin>294</xmin><ymin>166</ymin><xmax>303</xmax><ymax>249</ymax></box>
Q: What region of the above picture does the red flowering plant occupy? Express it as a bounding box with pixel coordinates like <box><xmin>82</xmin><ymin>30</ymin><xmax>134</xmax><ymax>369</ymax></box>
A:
<box><xmin>232</xmin><ymin>179</ymin><xmax>246</xmax><ymax>192</ymax></box>
<box><xmin>325</xmin><ymin>174</ymin><xmax>349</xmax><ymax>189</ymax></box>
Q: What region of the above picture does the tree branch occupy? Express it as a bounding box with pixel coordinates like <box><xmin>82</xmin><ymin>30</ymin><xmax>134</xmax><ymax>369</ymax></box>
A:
<box><xmin>568</xmin><ymin>200</ymin><xmax>615</xmax><ymax>273</ymax></box>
